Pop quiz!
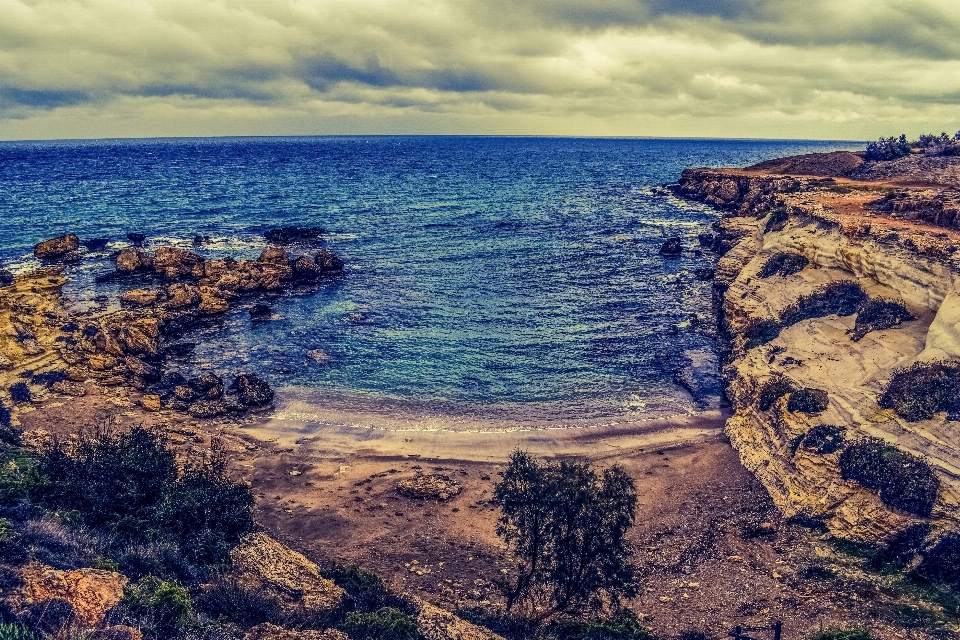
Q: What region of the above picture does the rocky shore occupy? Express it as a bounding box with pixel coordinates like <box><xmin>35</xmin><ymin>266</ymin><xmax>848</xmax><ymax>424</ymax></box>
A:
<box><xmin>677</xmin><ymin>149</ymin><xmax>960</xmax><ymax>547</ymax></box>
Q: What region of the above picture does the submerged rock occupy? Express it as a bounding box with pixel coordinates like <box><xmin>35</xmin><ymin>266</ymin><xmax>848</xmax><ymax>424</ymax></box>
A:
<box><xmin>315</xmin><ymin>248</ymin><xmax>344</xmax><ymax>272</ymax></box>
<box><xmin>34</xmin><ymin>234</ymin><xmax>80</xmax><ymax>260</ymax></box>
<box><xmin>658</xmin><ymin>237</ymin><xmax>683</xmax><ymax>256</ymax></box>
<box><xmin>81</xmin><ymin>238</ymin><xmax>110</xmax><ymax>252</ymax></box>
<box><xmin>250</xmin><ymin>304</ymin><xmax>272</xmax><ymax>321</ymax></box>
<box><xmin>264</xmin><ymin>226</ymin><xmax>325</xmax><ymax>244</ymax></box>
<box><xmin>126</xmin><ymin>232</ymin><xmax>146</xmax><ymax>246</ymax></box>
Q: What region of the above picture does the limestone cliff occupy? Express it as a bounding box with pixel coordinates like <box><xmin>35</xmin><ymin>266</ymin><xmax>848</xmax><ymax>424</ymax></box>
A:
<box><xmin>678</xmin><ymin>157</ymin><xmax>960</xmax><ymax>543</ymax></box>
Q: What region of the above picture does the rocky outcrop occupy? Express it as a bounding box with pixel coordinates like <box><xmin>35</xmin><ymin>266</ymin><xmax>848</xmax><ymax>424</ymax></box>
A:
<box><xmin>681</xmin><ymin>162</ymin><xmax>960</xmax><ymax>542</ymax></box>
<box><xmin>229</xmin><ymin>533</ymin><xmax>347</xmax><ymax>617</ymax></box>
<box><xmin>34</xmin><ymin>234</ymin><xmax>80</xmax><ymax>260</ymax></box>
<box><xmin>12</xmin><ymin>563</ymin><xmax>128</xmax><ymax>626</ymax></box>
<box><xmin>409</xmin><ymin>597</ymin><xmax>506</xmax><ymax>640</ymax></box>
<box><xmin>245</xmin><ymin>624</ymin><xmax>347</xmax><ymax>640</ymax></box>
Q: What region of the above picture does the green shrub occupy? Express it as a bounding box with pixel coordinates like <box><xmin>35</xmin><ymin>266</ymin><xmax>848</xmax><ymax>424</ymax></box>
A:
<box><xmin>808</xmin><ymin>629</ymin><xmax>871</xmax><ymax>640</ymax></box>
<box><xmin>757</xmin><ymin>374</ymin><xmax>796</xmax><ymax>411</ymax></box>
<box><xmin>7</xmin><ymin>384</ymin><xmax>30</xmax><ymax>405</ymax></box>
<box><xmin>913</xmin><ymin>532</ymin><xmax>960</xmax><ymax>586</ymax></box>
<box><xmin>327</xmin><ymin>564</ymin><xmax>409</xmax><ymax>613</ymax></box>
<box><xmin>764</xmin><ymin>207</ymin><xmax>789</xmax><ymax>233</ymax></box>
<box><xmin>123</xmin><ymin>575</ymin><xmax>192</xmax><ymax>637</ymax></box>
<box><xmin>787</xmin><ymin>388</ymin><xmax>829</xmax><ymax>414</ymax></box>
<box><xmin>545</xmin><ymin>611</ymin><xmax>655</xmax><ymax>640</ymax></box>
<box><xmin>851</xmin><ymin>298</ymin><xmax>913</xmax><ymax>342</ymax></box>
<box><xmin>338</xmin><ymin>607</ymin><xmax>421</xmax><ymax>640</ymax></box>
<box><xmin>780</xmin><ymin>281</ymin><xmax>867</xmax><ymax>328</ymax></box>
<box><xmin>878</xmin><ymin>361</ymin><xmax>960</xmax><ymax>422</ymax></box>
<box><xmin>839</xmin><ymin>439</ymin><xmax>939</xmax><ymax>516</ymax></box>
<box><xmin>0</xmin><ymin>623</ymin><xmax>40</xmax><ymax>640</ymax></box>
<box><xmin>194</xmin><ymin>576</ymin><xmax>281</xmax><ymax>628</ymax></box>
<box><xmin>34</xmin><ymin>426</ymin><xmax>176</xmax><ymax>533</ymax></box>
<box><xmin>870</xmin><ymin>523</ymin><xmax>930</xmax><ymax>572</ymax></box>
<box><xmin>159</xmin><ymin>442</ymin><xmax>255</xmax><ymax>566</ymax></box>
<box><xmin>796</xmin><ymin>425</ymin><xmax>845</xmax><ymax>454</ymax></box>
<box><xmin>865</xmin><ymin>134</ymin><xmax>911</xmax><ymax>161</ymax></box>
<box><xmin>758</xmin><ymin>252</ymin><xmax>808</xmax><ymax>278</ymax></box>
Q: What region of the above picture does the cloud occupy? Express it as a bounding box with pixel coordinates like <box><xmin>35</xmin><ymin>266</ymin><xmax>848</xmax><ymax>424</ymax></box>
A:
<box><xmin>0</xmin><ymin>0</ymin><xmax>958</xmax><ymax>139</ymax></box>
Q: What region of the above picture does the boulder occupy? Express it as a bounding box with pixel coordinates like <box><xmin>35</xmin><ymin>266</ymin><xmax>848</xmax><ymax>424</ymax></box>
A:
<box><xmin>231</xmin><ymin>373</ymin><xmax>274</xmax><ymax>407</ymax></box>
<box><xmin>230</xmin><ymin>533</ymin><xmax>346</xmax><ymax>617</ymax></box>
<box><xmin>14</xmin><ymin>563</ymin><xmax>128</xmax><ymax>626</ymax></box>
<box><xmin>81</xmin><ymin>238</ymin><xmax>110</xmax><ymax>252</ymax></box>
<box><xmin>34</xmin><ymin>234</ymin><xmax>80</xmax><ymax>260</ymax></box>
<box><xmin>0</xmin><ymin>269</ymin><xmax>13</xmax><ymax>285</ymax></box>
<box><xmin>411</xmin><ymin>597</ymin><xmax>506</xmax><ymax>640</ymax></box>
<box><xmin>167</xmin><ymin>283</ymin><xmax>201</xmax><ymax>308</ymax></box>
<box><xmin>172</xmin><ymin>385</ymin><xmax>199</xmax><ymax>402</ymax></box>
<box><xmin>121</xmin><ymin>289</ymin><xmax>160</xmax><ymax>306</ymax></box>
<box><xmin>189</xmin><ymin>372</ymin><xmax>224</xmax><ymax>399</ymax></box>
<box><xmin>250</xmin><ymin>304</ymin><xmax>272</xmax><ymax>321</ymax></box>
<box><xmin>198</xmin><ymin>287</ymin><xmax>229</xmax><ymax>314</ymax></box>
<box><xmin>658</xmin><ymin>237</ymin><xmax>683</xmax><ymax>256</ymax></box>
<box><xmin>120</xmin><ymin>318</ymin><xmax>161</xmax><ymax>355</ymax></box>
<box><xmin>154</xmin><ymin>246</ymin><xmax>204</xmax><ymax>279</ymax></box>
<box><xmin>126</xmin><ymin>233</ymin><xmax>146</xmax><ymax>246</ymax></box>
<box><xmin>116</xmin><ymin>247</ymin><xmax>154</xmax><ymax>273</ymax></box>
<box><xmin>187</xmin><ymin>400</ymin><xmax>228</xmax><ymax>418</ymax></box>
<box><xmin>292</xmin><ymin>255</ymin><xmax>322</xmax><ymax>281</ymax></box>
<box><xmin>397</xmin><ymin>474</ymin><xmax>462</xmax><ymax>500</ymax></box>
<box><xmin>125</xmin><ymin>356</ymin><xmax>159</xmax><ymax>381</ymax></box>
<box><xmin>263</xmin><ymin>226</ymin><xmax>324</xmax><ymax>244</ymax></box>
<box><xmin>315</xmin><ymin>249</ymin><xmax>344</xmax><ymax>272</ymax></box>
<box><xmin>141</xmin><ymin>394</ymin><xmax>162</xmax><ymax>412</ymax></box>
<box><xmin>245</xmin><ymin>624</ymin><xmax>347</xmax><ymax>640</ymax></box>
<box><xmin>51</xmin><ymin>380</ymin><xmax>87</xmax><ymax>397</ymax></box>
<box><xmin>258</xmin><ymin>246</ymin><xmax>289</xmax><ymax>265</ymax></box>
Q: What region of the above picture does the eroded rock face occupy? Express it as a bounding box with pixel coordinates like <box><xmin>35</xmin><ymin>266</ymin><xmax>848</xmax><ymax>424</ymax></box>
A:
<box><xmin>13</xmin><ymin>563</ymin><xmax>128</xmax><ymax>626</ymax></box>
<box><xmin>230</xmin><ymin>533</ymin><xmax>346</xmax><ymax>616</ymax></box>
<box><xmin>682</xmin><ymin>167</ymin><xmax>960</xmax><ymax>542</ymax></box>
<box><xmin>34</xmin><ymin>234</ymin><xmax>80</xmax><ymax>260</ymax></box>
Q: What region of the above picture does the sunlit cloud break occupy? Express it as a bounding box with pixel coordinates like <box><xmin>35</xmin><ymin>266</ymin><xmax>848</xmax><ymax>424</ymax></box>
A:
<box><xmin>2</xmin><ymin>0</ymin><xmax>960</xmax><ymax>139</ymax></box>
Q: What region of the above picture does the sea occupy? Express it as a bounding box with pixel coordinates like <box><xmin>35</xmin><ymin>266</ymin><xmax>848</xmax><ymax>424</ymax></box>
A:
<box><xmin>0</xmin><ymin>136</ymin><xmax>858</xmax><ymax>430</ymax></box>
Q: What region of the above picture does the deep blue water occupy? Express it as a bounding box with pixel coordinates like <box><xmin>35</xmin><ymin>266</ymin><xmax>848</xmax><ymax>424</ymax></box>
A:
<box><xmin>0</xmin><ymin>136</ymin><xmax>858</xmax><ymax>424</ymax></box>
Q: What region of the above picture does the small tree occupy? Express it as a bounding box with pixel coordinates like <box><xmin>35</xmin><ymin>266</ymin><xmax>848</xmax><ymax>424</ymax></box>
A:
<box><xmin>493</xmin><ymin>451</ymin><xmax>638</xmax><ymax>619</ymax></box>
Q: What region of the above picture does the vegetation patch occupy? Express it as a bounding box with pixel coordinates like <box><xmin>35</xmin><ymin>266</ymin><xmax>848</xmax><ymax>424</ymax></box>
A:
<box><xmin>337</xmin><ymin>607</ymin><xmax>421</xmax><ymax>640</ymax></box>
<box><xmin>780</xmin><ymin>281</ymin><xmax>867</xmax><ymax>328</ymax></box>
<box><xmin>787</xmin><ymin>388</ymin><xmax>829</xmax><ymax>414</ymax></box>
<box><xmin>866</xmin><ymin>131</ymin><xmax>960</xmax><ymax>160</ymax></box>
<box><xmin>493</xmin><ymin>450</ymin><xmax>638</xmax><ymax>619</ymax></box>
<box><xmin>742</xmin><ymin>317</ymin><xmax>782</xmax><ymax>350</ymax></box>
<box><xmin>764</xmin><ymin>206</ymin><xmax>790</xmax><ymax>233</ymax></box>
<box><xmin>879</xmin><ymin>361</ymin><xmax>960</xmax><ymax>422</ymax></box>
<box><xmin>758</xmin><ymin>252</ymin><xmax>809</xmax><ymax>278</ymax></box>
<box><xmin>808</xmin><ymin>629</ymin><xmax>872</xmax><ymax>640</ymax></box>
<box><xmin>796</xmin><ymin>425</ymin><xmax>845</xmax><ymax>454</ymax></box>
<box><xmin>757</xmin><ymin>374</ymin><xmax>797</xmax><ymax>411</ymax></box>
<box><xmin>914</xmin><ymin>532</ymin><xmax>960</xmax><ymax>587</ymax></box>
<box><xmin>870</xmin><ymin>523</ymin><xmax>931</xmax><ymax>572</ymax></box>
<box><xmin>839</xmin><ymin>439</ymin><xmax>939</xmax><ymax>517</ymax></box>
<box><xmin>851</xmin><ymin>298</ymin><xmax>914</xmax><ymax>341</ymax></box>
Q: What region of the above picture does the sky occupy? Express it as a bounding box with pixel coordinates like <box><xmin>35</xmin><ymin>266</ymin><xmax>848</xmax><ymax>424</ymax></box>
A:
<box><xmin>1</xmin><ymin>0</ymin><xmax>960</xmax><ymax>140</ymax></box>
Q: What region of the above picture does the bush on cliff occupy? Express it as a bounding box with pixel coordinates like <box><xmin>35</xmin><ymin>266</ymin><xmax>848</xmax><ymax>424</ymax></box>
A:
<box><xmin>787</xmin><ymin>388</ymin><xmax>829</xmax><ymax>414</ymax></box>
<box><xmin>795</xmin><ymin>425</ymin><xmax>845</xmax><ymax>455</ymax></box>
<box><xmin>878</xmin><ymin>361</ymin><xmax>960</xmax><ymax>422</ymax></box>
<box><xmin>780</xmin><ymin>281</ymin><xmax>867</xmax><ymax>328</ymax></box>
<box><xmin>758</xmin><ymin>252</ymin><xmax>809</xmax><ymax>278</ymax></box>
<box><xmin>493</xmin><ymin>450</ymin><xmax>638</xmax><ymax>618</ymax></box>
<box><xmin>763</xmin><ymin>206</ymin><xmax>790</xmax><ymax>233</ymax></box>
<box><xmin>757</xmin><ymin>374</ymin><xmax>797</xmax><ymax>411</ymax></box>
<box><xmin>865</xmin><ymin>134</ymin><xmax>912</xmax><ymax>161</ymax></box>
<box><xmin>743</xmin><ymin>318</ymin><xmax>782</xmax><ymax>350</ymax></box>
<box><xmin>851</xmin><ymin>298</ymin><xmax>914</xmax><ymax>342</ymax></box>
<box><xmin>839</xmin><ymin>439</ymin><xmax>939</xmax><ymax>517</ymax></box>
<box><xmin>913</xmin><ymin>532</ymin><xmax>960</xmax><ymax>587</ymax></box>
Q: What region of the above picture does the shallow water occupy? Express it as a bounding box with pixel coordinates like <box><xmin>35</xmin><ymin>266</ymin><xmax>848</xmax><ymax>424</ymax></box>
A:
<box><xmin>0</xmin><ymin>136</ymin><xmax>857</xmax><ymax>426</ymax></box>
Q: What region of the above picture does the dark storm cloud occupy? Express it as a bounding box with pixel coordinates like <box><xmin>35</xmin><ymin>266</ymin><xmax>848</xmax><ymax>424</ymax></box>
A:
<box><xmin>0</xmin><ymin>0</ymin><xmax>958</xmax><ymax>138</ymax></box>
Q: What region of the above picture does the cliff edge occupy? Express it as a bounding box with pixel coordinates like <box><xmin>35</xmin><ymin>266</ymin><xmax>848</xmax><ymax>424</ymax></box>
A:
<box><xmin>678</xmin><ymin>151</ymin><xmax>960</xmax><ymax>545</ymax></box>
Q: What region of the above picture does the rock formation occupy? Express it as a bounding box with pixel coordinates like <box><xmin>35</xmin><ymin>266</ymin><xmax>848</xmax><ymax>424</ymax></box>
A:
<box><xmin>34</xmin><ymin>234</ymin><xmax>80</xmax><ymax>260</ymax></box>
<box><xmin>678</xmin><ymin>152</ymin><xmax>960</xmax><ymax>542</ymax></box>
<box><xmin>12</xmin><ymin>563</ymin><xmax>128</xmax><ymax>626</ymax></box>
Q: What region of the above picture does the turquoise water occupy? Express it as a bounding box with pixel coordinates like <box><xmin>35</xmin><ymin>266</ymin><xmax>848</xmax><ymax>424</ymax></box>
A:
<box><xmin>0</xmin><ymin>136</ymin><xmax>857</xmax><ymax>424</ymax></box>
